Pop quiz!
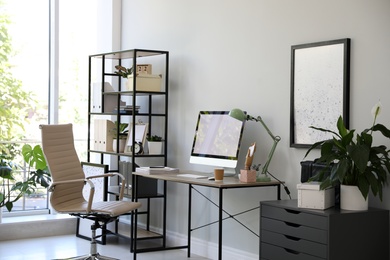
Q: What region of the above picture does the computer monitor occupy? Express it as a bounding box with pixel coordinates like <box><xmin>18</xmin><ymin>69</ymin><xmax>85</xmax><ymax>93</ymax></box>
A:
<box><xmin>190</xmin><ymin>111</ymin><xmax>246</xmax><ymax>174</ymax></box>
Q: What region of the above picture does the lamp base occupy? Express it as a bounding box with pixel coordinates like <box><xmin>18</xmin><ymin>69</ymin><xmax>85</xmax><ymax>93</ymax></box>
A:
<box><xmin>257</xmin><ymin>174</ymin><xmax>271</xmax><ymax>182</ymax></box>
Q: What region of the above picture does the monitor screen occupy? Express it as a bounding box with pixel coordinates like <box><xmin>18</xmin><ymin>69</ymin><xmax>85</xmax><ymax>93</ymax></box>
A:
<box><xmin>190</xmin><ymin>111</ymin><xmax>246</xmax><ymax>171</ymax></box>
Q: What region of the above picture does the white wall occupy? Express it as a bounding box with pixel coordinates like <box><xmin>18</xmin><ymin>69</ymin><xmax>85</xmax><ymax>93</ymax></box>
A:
<box><xmin>119</xmin><ymin>0</ymin><xmax>390</xmax><ymax>256</ymax></box>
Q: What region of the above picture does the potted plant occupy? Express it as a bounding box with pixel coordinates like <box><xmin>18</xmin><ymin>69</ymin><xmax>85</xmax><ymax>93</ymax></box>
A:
<box><xmin>147</xmin><ymin>134</ymin><xmax>163</xmax><ymax>155</ymax></box>
<box><xmin>114</xmin><ymin>65</ymin><xmax>134</xmax><ymax>91</ymax></box>
<box><xmin>114</xmin><ymin>65</ymin><xmax>133</xmax><ymax>78</ymax></box>
<box><xmin>304</xmin><ymin>102</ymin><xmax>390</xmax><ymax>210</ymax></box>
<box><xmin>0</xmin><ymin>144</ymin><xmax>50</xmax><ymax>216</ymax></box>
<box><xmin>111</xmin><ymin>122</ymin><xmax>129</xmax><ymax>153</ymax></box>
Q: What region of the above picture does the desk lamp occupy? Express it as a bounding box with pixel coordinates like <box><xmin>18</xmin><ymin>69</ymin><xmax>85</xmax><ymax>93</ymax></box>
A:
<box><xmin>229</xmin><ymin>108</ymin><xmax>281</xmax><ymax>181</ymax></box>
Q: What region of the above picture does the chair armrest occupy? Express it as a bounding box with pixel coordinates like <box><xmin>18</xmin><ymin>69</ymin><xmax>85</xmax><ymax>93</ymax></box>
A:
<box><xmin>49</xmin><ymin>178</ymin><xmax>96</xmax><ymax>212</ymax></box>
<box><xmin>86</xmin><ymin>172</ymin><xmax>126</xmax><ymax>200</ymax></box>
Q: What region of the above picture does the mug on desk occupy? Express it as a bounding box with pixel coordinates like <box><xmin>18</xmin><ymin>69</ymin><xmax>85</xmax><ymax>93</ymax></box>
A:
<box><xmin>214</xmin><ymin>168</ymin><xmax>224</xmax><ymax>182</ymax></box>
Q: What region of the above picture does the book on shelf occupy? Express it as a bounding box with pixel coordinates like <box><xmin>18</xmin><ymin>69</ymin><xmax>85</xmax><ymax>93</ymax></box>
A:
<box><xmin>135</xmin><ymin>166</ymin><xmax>179</xmax><ymax>174</ymax></box>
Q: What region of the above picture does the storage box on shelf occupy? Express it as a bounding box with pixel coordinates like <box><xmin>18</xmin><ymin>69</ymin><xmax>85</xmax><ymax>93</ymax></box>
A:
<box><xmin>126</xmin><ymin>74</ymin><xmax>162</xmax><ymax>92</ymax></box>
<box><xmin>297</xmin><ymin>182</ymin><xmax>335</xmax><ymax>210</ymax></box>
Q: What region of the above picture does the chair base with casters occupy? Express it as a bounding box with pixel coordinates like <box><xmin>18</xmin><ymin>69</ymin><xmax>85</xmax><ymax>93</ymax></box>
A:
<box><xmin>40</xmin><ymin>124</ymin><xmax>141</xmax><ymax>260</ymax></box>
<box><xmin>56</xmin><ymin>215</ymin><xmax>118</xmax><ymax>260</ymax></box>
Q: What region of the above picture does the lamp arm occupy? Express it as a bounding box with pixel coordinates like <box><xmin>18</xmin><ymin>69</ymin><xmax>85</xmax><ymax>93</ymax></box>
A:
<box><xmin>251</xmin><ymin>116</ymin><xmax>281</xmax><ymax>175</ymax></box>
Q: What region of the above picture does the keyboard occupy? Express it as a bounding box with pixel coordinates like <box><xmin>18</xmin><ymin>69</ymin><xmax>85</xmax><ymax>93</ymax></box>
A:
<box><xmin>177</xmin><ymin>174</ymin><xmax>208</xmax><ymax>179</ymax></box>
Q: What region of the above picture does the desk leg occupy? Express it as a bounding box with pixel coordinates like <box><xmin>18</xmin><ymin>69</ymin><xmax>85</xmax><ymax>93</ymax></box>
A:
<box><xmin>277</xmin><ymin>184</ymin><xmax>281</xmax><ymax>200</ymax></box>
<box><xmin>188</xmin><ymin>184</ymin><xmax>192</xmax><ymax>257</ymax></box>
<box><xmin>218</xmin><ymin>188</ymin><xmax>223</xmax><ymax>260</ymax></box>
<box><xmin>163</xmin><ymin>180</ymin><xmax>167</xmax><ymax>248</ymax></box>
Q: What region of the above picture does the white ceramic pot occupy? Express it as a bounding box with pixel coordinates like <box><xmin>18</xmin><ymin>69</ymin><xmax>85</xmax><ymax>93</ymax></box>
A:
<box><xmin>0</xmin><ymin>207</ymin><xmax>2</xmax><ymax>223</ymax></box>
<box><xmin>148</xmin><ymin>141</ymin><xmax>163</xmax><ymax>155</ymax></box>
<box><xmin>113</xmin><ymin>138</ymin><xmax>126</xmax><ymax>153</ymax></box>
<box><xmin>340</xmin><ymin>184</ymin><xmax>368</xmax><ymax>211</ymax></box>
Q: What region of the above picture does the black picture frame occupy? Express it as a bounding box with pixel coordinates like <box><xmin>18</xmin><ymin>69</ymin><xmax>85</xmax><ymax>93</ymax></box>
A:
<box><xmin>290</xmin><ymin>38</ymin><xmax>350</xmax><ymax>148</ymax></box>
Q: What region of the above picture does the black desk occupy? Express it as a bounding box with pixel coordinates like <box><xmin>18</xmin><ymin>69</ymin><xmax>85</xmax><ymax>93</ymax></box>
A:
<box><xmin>133</xmin><ymin>171</ymin><xmax>281</xmax><ymax>260</ymax></box>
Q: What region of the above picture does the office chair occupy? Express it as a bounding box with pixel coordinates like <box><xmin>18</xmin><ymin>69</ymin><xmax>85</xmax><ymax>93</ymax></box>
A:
<box><xmin>40</xmin><ymin>124</ymin><xmax>141</xmax><ymax>260</ymax></box>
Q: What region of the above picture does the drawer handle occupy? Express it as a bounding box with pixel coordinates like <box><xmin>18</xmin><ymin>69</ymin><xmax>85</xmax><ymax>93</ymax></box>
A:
<box><xmin>284</xmin><ymin>235</ymin><xmax>301</xmax><ymax>241</ymax></box>
<box><xmin>285</xmin><ymin>222</ymin><xmax>301</xmax><ymax>228</ymax></box>
<box><xmin>285</xmin><ymin>209</ymin><xmax>300</xmax><ymax>214</ymax></box>
<box><xmin>284</xmin><ymin>248</ymin><xmax>300</xmax><ymax>255</ymax></box>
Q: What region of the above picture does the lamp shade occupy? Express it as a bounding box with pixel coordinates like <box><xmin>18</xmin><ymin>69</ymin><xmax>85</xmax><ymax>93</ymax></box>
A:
<box><xmin>229</xmin><ymin>108</ymin><xmax>247</xmax><ymax>122</ymax></box>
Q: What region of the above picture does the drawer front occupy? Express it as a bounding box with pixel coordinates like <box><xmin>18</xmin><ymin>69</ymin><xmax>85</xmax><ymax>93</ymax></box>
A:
<box><xmin>261</xmin><ymin>242</ymin><xmax>325</xmax><ymax>260</ymax></box>
<box><xmin>261</xmin><ymin>230</ymin><xmax>327</xmax><ymax>258</ymax></box>
<box><xmin>261</xmin><ymin>217</ymin><xmax>327</xmax><ymax>244</ymax></box>
<box><xmin>261</xmin><ymin>204</ymin><xmax>327</xmax><ymax>229</ymax></box>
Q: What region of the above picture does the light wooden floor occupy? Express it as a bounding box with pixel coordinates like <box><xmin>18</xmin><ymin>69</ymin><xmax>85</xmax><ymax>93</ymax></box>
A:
<box><xmin>0</xmin><ymin>234</ymin><xmax>209</xmax><ymax>260</ymax></box>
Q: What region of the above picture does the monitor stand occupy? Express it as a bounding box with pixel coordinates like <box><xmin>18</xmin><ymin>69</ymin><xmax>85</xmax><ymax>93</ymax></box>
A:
<box><xmin>221</xmin><ymin>167</ymin><xmax>237</xmax><ymax>177</ymax></box>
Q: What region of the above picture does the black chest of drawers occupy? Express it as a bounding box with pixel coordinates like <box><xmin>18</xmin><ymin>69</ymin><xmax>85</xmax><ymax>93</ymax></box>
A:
<box><xmin>260</xmin><ymin>200</ymin><xmax>389</xmax><ymax>260</ymax></box>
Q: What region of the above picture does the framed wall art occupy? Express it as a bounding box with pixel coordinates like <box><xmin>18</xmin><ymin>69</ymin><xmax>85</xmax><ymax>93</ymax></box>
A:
<box><xmin>290</xmin><ymin>38</ymin><xmax>351</xmax><ymax>148</ymax></box>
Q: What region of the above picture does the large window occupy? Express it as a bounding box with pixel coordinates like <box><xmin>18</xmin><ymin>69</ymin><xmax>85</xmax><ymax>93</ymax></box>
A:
<box><xmin>1</xmin><ymin>0</ymin><xmax>99</xmax><ymax>214</ymax></box>
<box><xmin>58</xmin><ymin>0</ymin><xmax>98</xmax><ymax>160</ymax></box>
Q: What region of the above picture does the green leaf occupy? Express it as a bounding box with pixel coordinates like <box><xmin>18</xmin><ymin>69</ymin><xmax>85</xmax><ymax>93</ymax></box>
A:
<box><xmin>347</xmin><ymin>144</ymin><xmax>370</xmax><ymax>174</ymax></box>
<box><xmin>357</xmin><ymin>176</ymin><xmax>370</xmax><ymax>200</ymax></box>
<box><xmin>341</xmin><ymin>130</ymin><xmax>355</xmax><ymax>148</ymax></box>
<box><xmin>309</xmin><ymin>125</ymin><xmax>341</xmax><ymax>138</ymax></box>
<box><xmin>21</xmin><ymin>144</ymin><xmax>33</xmax><ymax>165</ymax></box>
<box><xmin>372</xmin><ymin>124</ymin><xmax>390</xmax><ymax>138</ymax></box>
<box><xmin>337</xmin><ymin>116</ymin><xmax>348</xmax><ymax>137</ymax></box>
<box><xmin>304</xmin><ymin>140</ymin><xmax>326</xmax><ymax>158</ymax></box>
<box><xmin>5</xmin><ymin>201</ymin><xmax>13</xmax><ymax>212</ymax></box>
<box><xmin>319</xmin><ymin>177</ymin><xmax>332</xmax><ymax>190</ymax></box>
<box><xmin>32</xmin><ymin>145</ymin><xmax>47</xmax><ymax>170</ymax></box>
<box><xmin>335</xmin><ymin>158</ymin><xmax>349</xmax><ymax>183</ymax></box>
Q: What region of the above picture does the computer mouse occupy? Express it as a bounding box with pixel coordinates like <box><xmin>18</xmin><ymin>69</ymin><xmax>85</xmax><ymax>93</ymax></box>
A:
<box><xmin>208</xmin><ymin>177</ymin><xmax>215</xmax><ymax>181</ymax></box>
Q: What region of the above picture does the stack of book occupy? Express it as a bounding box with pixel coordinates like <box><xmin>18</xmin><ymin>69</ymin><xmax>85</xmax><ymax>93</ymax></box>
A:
<box><xmin>114</xmin><ymin>105</ymin><xmax>140</xmax><ymax>114</ymax></box>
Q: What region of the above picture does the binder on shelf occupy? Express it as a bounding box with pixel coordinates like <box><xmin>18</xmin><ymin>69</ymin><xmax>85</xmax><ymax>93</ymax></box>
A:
<box><xmin>93</xmin><ymin>119</ymin><xmax>115</xmax><ymax>152</ymax></box>
<box><xmin>91</xmin><ymin>82</ymin><xmax>126</xmax><ymax>113</ymax></box>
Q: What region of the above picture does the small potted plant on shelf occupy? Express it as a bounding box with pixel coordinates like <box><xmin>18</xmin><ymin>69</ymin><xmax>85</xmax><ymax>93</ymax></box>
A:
<box><xmin>304</xmin><ymin>102</ymin><xmax>390</xmax><ymax>210</ymax></box>
<box><xmin>111</xmin><ymin>122</ymin><xmax>129</xmax><ymax>153</ymax></box>
<box><xmin>146</xmin><ymin>134</ymin><xmax>163</xmax><ymax>155</ymax></box>
<box><xmin>114</xmin><ymin>65</ymin><xmax>134</xmax><ymax>91</ymax></box>
<box><xmin>0</xmin><ymin>144</ymin><xmax>51</xmax><ymax>216</ymax></box>
<box><xmin>114</xmin><ymin>65</ymin><xmax>133</xmax><ymax>78</ymax></box>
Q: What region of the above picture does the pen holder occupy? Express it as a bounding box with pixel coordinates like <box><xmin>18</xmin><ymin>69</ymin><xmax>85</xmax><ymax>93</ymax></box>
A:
<box><xmin>240</xmin><ymin>169</ymin><xmax>257</xmax><ymax>183</ymax></box>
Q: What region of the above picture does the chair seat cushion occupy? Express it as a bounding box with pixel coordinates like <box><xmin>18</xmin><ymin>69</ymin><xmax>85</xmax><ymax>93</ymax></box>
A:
<box><xmin>92</xmin><ymin>201</ymin><xmax>141</xmax><ymax>216</ymax></box>
<box><xmin>54</xmin><ymin>200</ymin><xmax>141</xmax><ymax>217</ymax></box>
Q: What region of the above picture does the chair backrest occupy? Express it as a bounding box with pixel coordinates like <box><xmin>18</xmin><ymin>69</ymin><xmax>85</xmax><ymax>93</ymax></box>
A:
<box><xmin>40</xmin><ymin>124</ymin><xmax>87</xmax><ymax>212</ymax></box>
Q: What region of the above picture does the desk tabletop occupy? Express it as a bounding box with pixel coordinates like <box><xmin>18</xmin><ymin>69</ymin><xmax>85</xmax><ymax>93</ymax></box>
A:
<box><xmin>133</xmin><ymin>170</ymin><xmax>281</xmax><ymax>188</ymax></box>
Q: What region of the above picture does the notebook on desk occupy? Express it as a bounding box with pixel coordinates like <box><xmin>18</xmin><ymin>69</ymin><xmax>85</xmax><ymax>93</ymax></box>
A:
<box><xmin>177</xmin><ymin>173</ymin><xmax>208</xmax><ymax>179</ymax></box>
<box><xmin>136</xmin><ymin>167</ymin><xmax>179</xmax><ymax>174</ymax></box>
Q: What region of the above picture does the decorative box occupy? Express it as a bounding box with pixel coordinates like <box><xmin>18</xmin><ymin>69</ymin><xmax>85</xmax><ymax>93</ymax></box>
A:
<box><xmin>239</xmin><ymin>169</ymin><xmax>257</xmax><ymax>183</ymax></box>
<box><xmin>126</xmin><ymin>74</ymin><xmax>162</xmax><ymax>92</ymax></box>
<box><xmin>297</xmin><ymin>182</ymin><xmax>335</xmax><ymax>209</ymax></box>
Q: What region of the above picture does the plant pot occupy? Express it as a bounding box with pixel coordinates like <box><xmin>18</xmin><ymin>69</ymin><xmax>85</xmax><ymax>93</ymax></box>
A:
<box><xmin>340</xmin><ymin>184</ymin><xmax>368</xmax><ymax>211</ymax></box>
<box><xmin>148</xmin><ymin>141</ymin><xmax>163</xmax><ymax>155</ymax></box>
<box><xmin>0</xmin><ymin>207</ymin><xmax>2</xmax><ymax>223</ymax></box>
<box><xmin>113</xmin><ymin>138</ymin><xmax>126</xmax><ymax>153</ymax></box>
